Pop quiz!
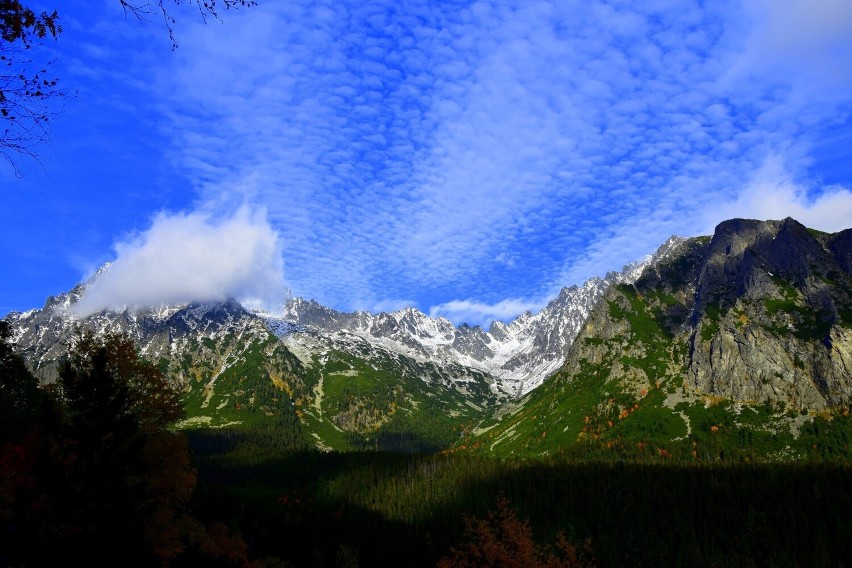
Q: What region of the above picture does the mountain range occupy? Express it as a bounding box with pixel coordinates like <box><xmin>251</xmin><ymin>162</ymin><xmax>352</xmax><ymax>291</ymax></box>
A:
<box><xmin>6</xmin><ymin>217</ymin><xmax>852</xmax><ymax>458</ymax></box>
<box><xmin>273</xmin><ymin>235</ymin><xmax>682</xmax><ymax>397</ymax></box>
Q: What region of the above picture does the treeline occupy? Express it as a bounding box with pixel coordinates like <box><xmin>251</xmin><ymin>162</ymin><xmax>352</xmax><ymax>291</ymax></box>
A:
<box><xmin>187</xmin><ymin>427</ymin><xmax>852</xmax><ymax>567</ymax></box>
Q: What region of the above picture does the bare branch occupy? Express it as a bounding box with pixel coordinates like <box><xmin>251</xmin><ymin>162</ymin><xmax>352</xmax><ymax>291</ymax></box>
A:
<box><xmin>118</xmin><ymin>0</ymin><xmax>257</xmax><ymax>50</ymax></box>
<box><xmin>1</xmin><ymin>1</ymin><xmax>256</xmax><ymax>175</ymax></box>
<box><xmin>0</xmin><ymin>2</ymin><xmax>63</xmax><ymax>175</ymax></box>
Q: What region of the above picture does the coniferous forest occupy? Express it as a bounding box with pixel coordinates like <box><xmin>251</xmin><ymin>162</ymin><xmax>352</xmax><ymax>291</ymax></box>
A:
<box><xmin>2</xmin><ymin>321</ymin><xmax>851</xmax><ymax>567</ymax></box>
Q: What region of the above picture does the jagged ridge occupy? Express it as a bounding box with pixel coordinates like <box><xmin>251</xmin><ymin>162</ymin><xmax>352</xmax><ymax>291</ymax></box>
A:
<box><xmin>276</xmin><ymin>238</ymin><xmax>685</xmax><ymax>397</ymax></box>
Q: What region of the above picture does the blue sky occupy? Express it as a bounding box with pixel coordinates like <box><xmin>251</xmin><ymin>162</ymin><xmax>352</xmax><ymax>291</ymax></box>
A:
<box><xmin>2</xmin><ymin>0</ymin><xmax>852</xmax><ymax>325</ymax></box>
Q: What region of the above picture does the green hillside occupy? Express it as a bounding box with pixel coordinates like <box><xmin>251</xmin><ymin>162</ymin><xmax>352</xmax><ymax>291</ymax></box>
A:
<box><xmin>463</xmin><ymin>222</ymin><xmax>852</xmax><ymax>462</ymax></box>
<box><xmin>465</xmin><ymin>282</ymin><xmax>852</xmax><ymax>461</ymax></box>
<box><xmin>172</xmin><ymin>329</ymin><xmax>506</xmax><ymax>454</ymax></box>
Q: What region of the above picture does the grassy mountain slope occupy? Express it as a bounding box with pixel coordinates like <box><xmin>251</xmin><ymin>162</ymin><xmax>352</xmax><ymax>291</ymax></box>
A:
<box><xmin>171</xmin><ymin>326</ymin><xmax>506</xmax><ymax>453</ymax></box>
<box><xmin>466</xmin><ymin>220</ymin><xmax>852</xmax><ymax>461</ymax></box>
<box><xmin>279</xmin><ymin>333</ymin><xmax>506</xmax><ymax>452</ymax></box>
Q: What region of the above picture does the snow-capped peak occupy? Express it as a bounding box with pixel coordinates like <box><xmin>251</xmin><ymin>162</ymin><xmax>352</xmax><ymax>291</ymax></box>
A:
<box><xmin>274</xmin><ymin>244</ymin><xmax>679</xmax><ymax>397</ymax></box>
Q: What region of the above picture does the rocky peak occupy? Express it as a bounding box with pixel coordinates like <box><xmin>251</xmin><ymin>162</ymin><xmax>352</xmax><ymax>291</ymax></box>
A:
<box><xmin>488</xmin><ymin>320</ymin><xmax>510</xmax><ymax>341</ymax></box>
<box><xmin>694</xmin><ymin>217</ymin><xmax>849</xmax><ymax>316</ymax></box>
<box><xmin>552</xmin><ymin>217</ymin><xmax>852</xmax><ymax>414</ymax></box>
<box><xmin>828</xmin><ymin>227</ymin><xmax>852</xmax><ymax>273</ymax></box>
<box><xmin>271</xmin><ymin>239</ymin><xmax>692</xmax><ymax>397</ymax></box>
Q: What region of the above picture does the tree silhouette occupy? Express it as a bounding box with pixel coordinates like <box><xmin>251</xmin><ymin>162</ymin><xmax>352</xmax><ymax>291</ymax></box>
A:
<box><xmin>0</xmin><ymin>319</ymin><xmax>44</xmax><ymax>436</ymax></box>
<box><xmin>0</xmin><ymin>330</ymin><xmax>197</xmax><ymax>566</ymax></box>
<box><xmin>53</xmin><ymin>331</ymin><xmax>195</xmax><ymax>566</ymax></box>
<box><xmin>0</xmin><ymin>1</ymin><xmax>61</xmax><ymax>175</ymax></box>
<box><xmin>118</xmin><ymin>0</ymin><xmax>256</xmax><ymax>49</ymax></box>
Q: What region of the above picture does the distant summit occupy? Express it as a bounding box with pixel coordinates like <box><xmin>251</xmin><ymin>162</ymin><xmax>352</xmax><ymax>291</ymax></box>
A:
<box><xmin>273</xmin><ymin>239</ymin><xmax>684</xmax><ymax>396</ymax></box>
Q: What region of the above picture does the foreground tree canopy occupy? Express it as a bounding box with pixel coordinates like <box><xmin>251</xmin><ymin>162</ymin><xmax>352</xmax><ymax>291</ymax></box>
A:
<box><xmin>0</xmin><ymin>326</ymin><xmax>196</xmax><ymax>566</ymax></box>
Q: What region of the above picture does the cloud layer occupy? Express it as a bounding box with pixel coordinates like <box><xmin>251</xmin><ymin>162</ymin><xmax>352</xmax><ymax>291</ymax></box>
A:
<box><xmin>61</xmin><ymin>0</ymin><xmax>852</xmax><ymax>325</ymax></box>
<box><xmin>707</xmin><ymin>157</ymin><xmax>852</xmax><ymax>234</ymax></box>
<box><xmin>75</xmin><ymin>207</ymin><xmax>284</xmax><ymax>315</ymax></box>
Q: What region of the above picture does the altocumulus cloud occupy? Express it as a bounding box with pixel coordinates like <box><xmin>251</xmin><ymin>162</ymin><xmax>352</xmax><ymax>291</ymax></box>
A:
<box><xmin>74</xmin><ymin>207</ymin><xmax>284</xmax><ymax>315</ymax></box>
<box><xmin>130</xmin><ymin>0</ymin><xmax>852</xmax><ymax>325</ymax></box>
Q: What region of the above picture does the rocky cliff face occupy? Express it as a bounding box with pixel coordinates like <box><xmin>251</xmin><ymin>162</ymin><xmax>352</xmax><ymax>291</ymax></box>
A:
<box><xmin>469</xmin><ymin>219</ymin><xmax>852</xmax><ymax>458</ymax></box>
<box><xmin>567</xmin><ymin>218</ymin><xmax>852</xmax><ymax>411</ymax></box>
<box><xmin>687</xmin><ymin>218</ymin><xmax>852</xmax><ymax>408</ymax></box>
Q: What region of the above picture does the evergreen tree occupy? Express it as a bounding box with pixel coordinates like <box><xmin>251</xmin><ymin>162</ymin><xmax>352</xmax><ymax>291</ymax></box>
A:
<box><xmin>0</xmin><ymin>320</ymin><xmax>43</xmax><ymax>438</ymax></box>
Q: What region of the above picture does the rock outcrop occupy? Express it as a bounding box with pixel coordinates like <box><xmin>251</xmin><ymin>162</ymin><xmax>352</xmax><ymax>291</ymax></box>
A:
<box><xmin>564</xmin><ymin>218</ymin><xmax>852</xmax><ymax>410</ymax></box>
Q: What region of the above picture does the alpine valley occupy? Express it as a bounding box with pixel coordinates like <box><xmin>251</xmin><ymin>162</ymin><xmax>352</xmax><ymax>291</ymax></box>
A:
<box><xmin>5</xmin><ymin>216</ymin><xmax>852</xmax><ymax>567</ymax></box>
<box><xmin>7</xmin><ymin>216</ymin><xmax>852</xmax><ymax>460</ymax></box>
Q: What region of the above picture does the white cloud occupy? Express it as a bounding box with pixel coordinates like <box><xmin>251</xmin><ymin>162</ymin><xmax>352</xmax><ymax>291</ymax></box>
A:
<box><xmin>74</xmin><ymin>206</ymin><xmax>285</xmax><ymax>315</ymax></box>
<box><xmin>705</xmin><ymin>157</ymin><xmax>852</xmax><ymax>234</ymax></box>
<box><xmin>738</xmin><ymin>0</ymin><xmax>852</xmax><ymax>90</ymax></box>
<box><xmin>429</xmin><ymin>297</ymin><xmax>543</xmax><ymax>327</ymax></box>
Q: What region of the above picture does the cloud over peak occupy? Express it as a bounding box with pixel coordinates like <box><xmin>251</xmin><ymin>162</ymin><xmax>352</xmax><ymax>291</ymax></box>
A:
<box><xmin>74</xmin><ymin>207</ymin><xmax>285</xmax><ymax>315</ymax></box>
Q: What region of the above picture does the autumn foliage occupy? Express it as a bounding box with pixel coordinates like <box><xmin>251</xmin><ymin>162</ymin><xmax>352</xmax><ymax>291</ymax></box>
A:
<box><xmin>438</xmin><ymin>497</ymin><xmax>594</xmax><ymax>568</ymax></box>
